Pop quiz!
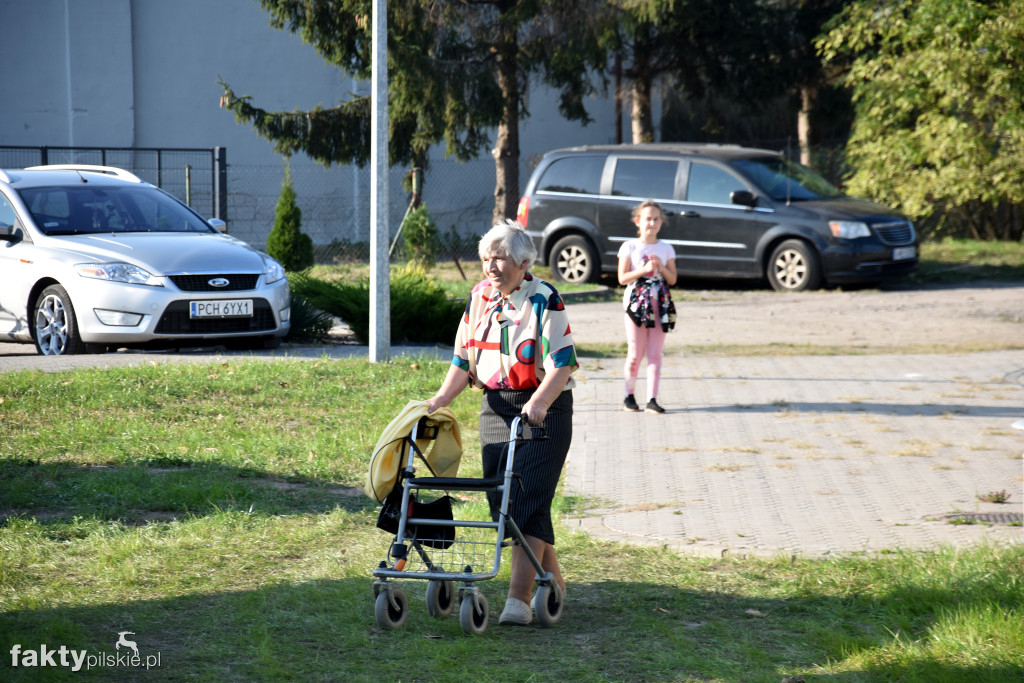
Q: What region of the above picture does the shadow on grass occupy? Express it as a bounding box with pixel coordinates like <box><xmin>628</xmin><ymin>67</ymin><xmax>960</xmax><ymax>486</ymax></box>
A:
<box><xmin>1</xmin><ymin>573</ymin><xmax>1020</xmax><ymax>682</ymax></box>
<box><xmin>0</xmin><ymin>457</ymin><xmax>371</xmax><ymax>526</ymax></box>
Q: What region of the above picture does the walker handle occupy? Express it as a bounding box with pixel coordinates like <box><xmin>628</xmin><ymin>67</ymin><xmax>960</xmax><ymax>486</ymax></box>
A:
<box><xmin>516</xmin><ymin>413</ymin><xmax>548</xmax><ymax>441</ymax></box>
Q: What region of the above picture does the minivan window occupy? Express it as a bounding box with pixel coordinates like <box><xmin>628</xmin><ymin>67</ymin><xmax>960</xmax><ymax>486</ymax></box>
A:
<box><xmin>686</xmin><ymin>163</ymin><xmax>745</xmax><ymax>205</ymax></box>
<box><xmin>537</xmin><ymin>156</ymin><xmax>603</xmax><ymax>195</ymax></box>
<box><xmin>612</xmin><ymin>158</ymin><xmax>677</xmax><ymax>200</ymax></box>
<box><xmin>731</xmin><ymin>157</ymin><xmax>843</xmax><ymax>201</ymax></box>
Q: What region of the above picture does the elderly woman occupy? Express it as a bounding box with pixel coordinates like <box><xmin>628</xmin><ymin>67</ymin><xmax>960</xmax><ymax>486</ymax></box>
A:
<box><xmin>426</xmin><ymin>219</ymin><xmax>577</xmax><ymax>626</ymax></box>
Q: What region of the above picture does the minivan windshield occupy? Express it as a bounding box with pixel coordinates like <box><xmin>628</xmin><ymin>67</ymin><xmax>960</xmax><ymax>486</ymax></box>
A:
<box><xmin>19</xmin><ymin>185</ymin><xmax>215</xmax><ymax>236</ymax></box>
<box><xmin>731</xmin><ymin>156</ymin><xmax>844</xmax><ymax>202</ymax></box>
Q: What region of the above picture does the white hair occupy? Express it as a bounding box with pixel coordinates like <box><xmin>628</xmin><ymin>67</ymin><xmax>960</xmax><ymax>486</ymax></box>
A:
<box><xmin>478</xmin><ymin>219</ymin><xmax>537</xmax><ymax>268</ymax></box>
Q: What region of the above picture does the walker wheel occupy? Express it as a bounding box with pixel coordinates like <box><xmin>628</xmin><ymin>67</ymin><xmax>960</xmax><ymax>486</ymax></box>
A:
<box><xmin>534</xmin><ymin>584</ymin><xmax>563</xmax><ymax>627</ymax></box>
<box><xmin>426</xmin><ymin>580</ymin><xmax>456</xmax><ymax>618</ymax></box>
<box><xmin>374</xmin><ymin>586</ymin><xmax>409</xmax><ymax>630</ymax></box>
<box><xmin>459</xmin><ymin>592</ymin><xmax>489</xmax><ymax>635</ymax></box>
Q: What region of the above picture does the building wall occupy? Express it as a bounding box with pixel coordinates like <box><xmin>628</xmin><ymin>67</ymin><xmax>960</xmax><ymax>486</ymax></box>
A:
<box><xmin>1</xmin><ymin>0</ymin><xmax>632</xmax><ymax>251</ymax></box>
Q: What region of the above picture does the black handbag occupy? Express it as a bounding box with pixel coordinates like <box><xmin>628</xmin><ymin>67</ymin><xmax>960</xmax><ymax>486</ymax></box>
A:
<box><xmin>376</xmin><ymin>488</ymin><xmax>455</xmax><ymax>549</ymax></box>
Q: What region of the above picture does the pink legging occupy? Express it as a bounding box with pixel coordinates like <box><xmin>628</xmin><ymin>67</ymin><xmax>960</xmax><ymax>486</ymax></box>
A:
<box><xmin>623</xmin><ymin>297</ymin><xmax>665</xmax><ymax>401</ymax></box>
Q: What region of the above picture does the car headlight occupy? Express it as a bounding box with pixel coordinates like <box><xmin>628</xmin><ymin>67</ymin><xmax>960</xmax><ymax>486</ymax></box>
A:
<box><xmin>262</xmin><ymin>254</ymin><xmax>286</xmax><ymax>284</ymax></box>
<box><xmin>829</xmin><ymin>221</ymin><xmax>871</xmax><ymax>239</ymax></box>
<box><xmin>75</xmin><ymin>263</ymin><xmax>162</xmax><ymax>286</ymax></box>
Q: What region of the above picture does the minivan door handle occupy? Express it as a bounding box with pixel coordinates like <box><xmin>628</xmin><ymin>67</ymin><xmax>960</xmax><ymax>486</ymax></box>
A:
<box><xmin>681</xmin><ymin>210</ymin><xmax>701</xmax><ymax>218</ymax></box>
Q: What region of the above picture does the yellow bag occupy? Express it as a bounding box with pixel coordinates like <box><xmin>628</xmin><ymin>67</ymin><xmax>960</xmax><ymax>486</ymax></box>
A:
<box><xmin>364</xmin><ymin>400</ymin><xmax>462</xmax><ymax>503</ymax></box>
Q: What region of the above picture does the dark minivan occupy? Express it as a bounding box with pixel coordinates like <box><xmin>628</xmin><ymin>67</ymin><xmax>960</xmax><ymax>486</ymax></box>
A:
<box><xmin>515</xmin><ymin>143</ymin><xmax>918</xmax><ymax>291</ymax></box>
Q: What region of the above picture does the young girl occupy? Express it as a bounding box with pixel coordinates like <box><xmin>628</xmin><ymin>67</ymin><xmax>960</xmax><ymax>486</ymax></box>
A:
<box><xmin>617</xmin><ymin>200</ymin><xmax>677</xmax><ymax>413</ymax></box>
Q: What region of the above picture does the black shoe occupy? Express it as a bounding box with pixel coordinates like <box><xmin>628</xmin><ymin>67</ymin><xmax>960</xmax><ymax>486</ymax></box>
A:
<box><xmin>623</xmin><ymin>394</ymin><xmax>640</xmax><ymax>412</ymax></box>
<box><xmin>645</xmin><ymin>399</ymin><xmax>665</xmax><ymax>414</ymax></box>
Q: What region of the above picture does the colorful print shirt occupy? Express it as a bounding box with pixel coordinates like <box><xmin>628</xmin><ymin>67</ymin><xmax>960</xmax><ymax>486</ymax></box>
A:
<box><xmin>452</xmin><ymin>272</ymin><xmax>578</xmax><ymax>391</ymax></box>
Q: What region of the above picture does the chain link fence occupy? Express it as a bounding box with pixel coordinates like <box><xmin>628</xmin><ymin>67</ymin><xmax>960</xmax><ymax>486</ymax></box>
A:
<box><xmin>227</xmin><ymin>157</ymin><xmax>504</xmax><ymax>265</ymax></box>
<box><xmin>0</xmin><ymin>145</ymin><xmax>506</xmax><ymax>264</ymax></box>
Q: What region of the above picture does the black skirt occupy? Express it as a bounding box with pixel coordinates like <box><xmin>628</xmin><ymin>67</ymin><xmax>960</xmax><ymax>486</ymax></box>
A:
<box><xmin>479</xmin><ymin>388</ymin><xmax>573</xmax><ymax>545</ymax></box>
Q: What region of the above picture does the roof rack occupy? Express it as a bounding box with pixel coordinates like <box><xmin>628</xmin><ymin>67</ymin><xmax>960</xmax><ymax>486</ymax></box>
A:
<box><xmin>24</xmin><ymin>164</ymin><xmax>143</xmax><ymax>183</ymax></box>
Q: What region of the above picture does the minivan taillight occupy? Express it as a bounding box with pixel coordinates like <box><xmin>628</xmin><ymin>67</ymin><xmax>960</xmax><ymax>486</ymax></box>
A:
<box><xmin>516</xmin><ymin>196</ymin><xmax>530</xmax><ymax>227</ymax></box>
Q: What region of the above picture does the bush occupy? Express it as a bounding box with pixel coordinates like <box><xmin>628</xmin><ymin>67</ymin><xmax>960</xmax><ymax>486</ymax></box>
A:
<box><xmin>289</xmin><ymin>265</ymin><xmax>463</xmax><ymax>345</ymax></box>
<box><xmin>266</xmin><ymin>166</ymin><xmax>314</xmax><ymax>272</ymax></box>
<box><xmin>284</xmin><ymin>294</ymin><xmax>335</xmax><ymax>343</ymax></box>
<box><xmin>398</xmin><ymin>205</ymin><xmax>439</xmax><ymax>269</ymax></box>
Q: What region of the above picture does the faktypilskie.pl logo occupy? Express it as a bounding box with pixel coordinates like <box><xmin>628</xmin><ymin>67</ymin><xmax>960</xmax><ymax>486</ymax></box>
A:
<box><xmin>9</xmin><ymin>631</ymin><xmax>161</xmax><ymax>672</ymax></box>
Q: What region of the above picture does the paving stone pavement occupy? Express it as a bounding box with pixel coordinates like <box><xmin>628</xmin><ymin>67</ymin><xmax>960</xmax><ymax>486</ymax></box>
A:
<box><xmin>564</xmin><ymin>351</ymin><xmax>1024</xmax><ymax>557</ymax></box>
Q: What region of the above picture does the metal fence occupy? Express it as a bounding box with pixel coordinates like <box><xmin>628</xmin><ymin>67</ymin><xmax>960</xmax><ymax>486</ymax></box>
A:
<box><xmin>0</xmin><ymin>145</ymin><xmax>225</xmax><ymax>220</ymax></box>
<box><xmin>3</xmin><ymin>143</ymin><xmax>858</xmax><ymax>264</ymax></box>
<box><xmin>227</xmin><ymin>158</ymin><xmax>501</xmax><ymax>264</ymax></box>
<box><xmin>0</xmin><ymin>145</ymin><xmax>501</xmax><ymax>263</ymax></box>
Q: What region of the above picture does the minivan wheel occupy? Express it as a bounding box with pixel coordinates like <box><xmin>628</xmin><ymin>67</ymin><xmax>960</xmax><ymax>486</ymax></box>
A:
<box><xmin>767</xmin><ymin>239</ymin><xmax>821</xmax><ymax>292</ymax></box>
<box><xmin>550</xmin><ymin>235</ymin><xmax>599</xmax><ymax>284</ymax></box>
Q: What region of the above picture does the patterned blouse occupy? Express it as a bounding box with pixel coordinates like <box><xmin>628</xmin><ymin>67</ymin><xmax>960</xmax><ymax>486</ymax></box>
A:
<box><xmin>452</xmin><ymin>272</ymin><xmax>578</xmax><ymax>391</ymax></box>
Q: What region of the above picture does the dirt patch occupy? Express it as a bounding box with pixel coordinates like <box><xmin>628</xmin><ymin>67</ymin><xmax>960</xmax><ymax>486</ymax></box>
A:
<box><xmin>569</xmin><ymin>281</ymin><xmax>1024</xmax><ymax>352</ymax></box>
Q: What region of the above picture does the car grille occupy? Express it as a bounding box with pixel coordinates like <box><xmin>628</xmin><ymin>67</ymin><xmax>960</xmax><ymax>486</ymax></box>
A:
<box><xmin>873</xmin><ymin>221</ymin><xmax>915</xmax><ymax>246</ymax></box>
<box><xmin>168</xmin><ymin>274</ymin><xmax>260</xmax><ymax>292</ymax></box>
<box><xmin>155</xmin><ymin>299</ymin><xmax>277</xmax><ymax>334</ymax></box>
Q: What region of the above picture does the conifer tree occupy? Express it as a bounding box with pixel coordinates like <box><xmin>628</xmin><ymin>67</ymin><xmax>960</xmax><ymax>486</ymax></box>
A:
<box><xmin>265</xmin><ymin>166</ymin><xmax>314</xmax><ymax>272</ymax></box>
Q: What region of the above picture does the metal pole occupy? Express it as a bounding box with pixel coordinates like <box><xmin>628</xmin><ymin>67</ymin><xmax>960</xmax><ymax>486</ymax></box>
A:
<box><xmin>185</xmin><ymin>165</ymin><xmax>192</xmax><ymax>206</ymax></box>
<box><xmin>369</xmin><ymin>0</ymin><xmax>390</xmax><ymax>363</ymax></box>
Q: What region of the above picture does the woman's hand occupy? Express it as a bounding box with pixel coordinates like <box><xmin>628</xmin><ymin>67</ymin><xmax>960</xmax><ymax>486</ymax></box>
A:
<box><xmin>427</xmin><ymin>365</ymin><xmax>470</xmax><ymax>414</ymax></box>
<box><xmin>520</xmin><ymin>400</ymin><xmax>548</xmax><ymax>425</ymax></box>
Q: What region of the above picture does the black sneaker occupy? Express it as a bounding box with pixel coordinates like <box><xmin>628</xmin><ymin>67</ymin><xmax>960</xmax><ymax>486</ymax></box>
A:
<box><xmin>623</xmin><ymin>394</ymin><xmax>640</xmax><ymax>412</ymax></box>
<box><xmin>645</xmin><ymin>399</ymin><xmax>665</xmax><ymax>414</ymax></box>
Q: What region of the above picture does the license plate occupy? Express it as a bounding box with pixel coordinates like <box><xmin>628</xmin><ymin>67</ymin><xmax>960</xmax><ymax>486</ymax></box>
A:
<box><xmin>892</xmin><ymin>246</ymin><xmax>916</xmax><ymax>261</ymax></box>
<box><xmin>189</xmin><ymin>299</ymin><xmax>253</xmax><ymax>318</ymax></box>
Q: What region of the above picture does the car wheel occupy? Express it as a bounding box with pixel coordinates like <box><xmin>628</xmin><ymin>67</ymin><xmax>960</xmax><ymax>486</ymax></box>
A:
<box><xmin>34</xmin><ymin>284</ymin><xmax>89</xmax><ymax>355</ymax></box>
<box><xmin>767</xmin><ymin>239</ymin><xmax>821</xmax><ymax>292</ymax></box>
<box><xmin>549</xmin><ymin>235</ymin><xmax>599</xmax><ymax>284</ymax></box>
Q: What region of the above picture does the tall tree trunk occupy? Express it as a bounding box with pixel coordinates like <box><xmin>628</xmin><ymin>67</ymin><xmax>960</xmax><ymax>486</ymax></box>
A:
<box><xmin>631</xmin><ymin>77</ymin><xmax>653</xmax><ymax>143</ymax></box>
<box><xmin>798</xmin><ymin>85</ymin><xmax>817</xmax><ymax>168</ymax></box>
<box><xmin>493</xmin><ymin>27</ymin><xmax>520</xmax><ymax>223</ymax></box>
<box><xmin>630</xmin><ymin>26</ymin><xmax>654</xmax><ymax>144</ymax></box>
<box><xmin>614</xmin><ymin>53</ymin><xmax>623</xmax><ymax>145</ymax></box>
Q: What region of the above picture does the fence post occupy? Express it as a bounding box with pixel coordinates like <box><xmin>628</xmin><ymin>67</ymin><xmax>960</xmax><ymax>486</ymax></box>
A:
<box><xmin>214</xmin><ymin>147</ymin><xmax>228</xmax><ymax>225</ymax></box>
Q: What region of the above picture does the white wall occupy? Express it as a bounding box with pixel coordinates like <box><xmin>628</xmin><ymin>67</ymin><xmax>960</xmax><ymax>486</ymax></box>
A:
<box><xmin>0</xmin><ymin>0</ymin><xmax>624</xmax><ymax>248</ymax></box>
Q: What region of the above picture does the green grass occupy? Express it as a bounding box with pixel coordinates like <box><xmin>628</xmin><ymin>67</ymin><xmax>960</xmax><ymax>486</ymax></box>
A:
<box><xmin>2</xmin><ymin>359</ymin><xmax>1022</xmax><ymax>681</ymax></box>
<box><xmin>911</xmin><ymin>239</ymin><xmax>1024</xmax><ymax>284</ymax></box>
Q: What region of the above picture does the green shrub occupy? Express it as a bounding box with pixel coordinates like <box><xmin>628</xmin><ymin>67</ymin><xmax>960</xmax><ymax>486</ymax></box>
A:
<box><xmin>266</xmin><ymin>166</ymin><xmax>314</xmax><ymax>272</ymax></box>
<box><xmin>284</xmin><ymin>294</ymin><xmax>335</xmax><ymax>342</ymax></box>
<box><xmin>399</xmin><ymin>205</ymin><xmax>439</xmax><ymax>269</ymax></box>
<box><xmin>289</xmin><ymin>265</ymin><xmax>463</xmax><ymax>345</ymax></box>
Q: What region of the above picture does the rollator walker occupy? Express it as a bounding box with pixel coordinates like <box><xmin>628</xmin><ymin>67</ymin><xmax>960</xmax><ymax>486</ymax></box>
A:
<box><xmin>371</xmin><ymin>414</ymin><xmax>564</xmax><ymax>635</ymax></box>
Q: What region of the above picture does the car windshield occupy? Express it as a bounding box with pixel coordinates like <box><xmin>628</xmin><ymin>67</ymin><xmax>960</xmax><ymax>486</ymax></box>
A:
<box><xmin>19</xmin><ymin>185</ymin><xmax>215</xmax><ymax>235</ymax></box>
<box><xmin>731</xmin><ymin>156</ymin><xmax>844</xmax><ymax>201</ymax></box>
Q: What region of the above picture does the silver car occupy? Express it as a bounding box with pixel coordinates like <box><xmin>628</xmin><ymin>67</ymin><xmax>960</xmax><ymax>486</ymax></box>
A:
<box><xmin>0</xmin><ymin>165</ymin><xmax>289</xmax><ymax>355</ymax></box>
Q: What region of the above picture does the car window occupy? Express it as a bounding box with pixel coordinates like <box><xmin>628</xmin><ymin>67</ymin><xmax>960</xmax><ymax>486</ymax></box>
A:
<box><xmin>686</xmin><ymin>162</ymin><xmax>745</xmax><ymax>205</ymax></box>
<box><xmin>611</xmin><ymin>158</ymin><xmax>677</xmax><ymax>200</ymax></box>
<box><xmin>731</xmin><ymin>157</ymin><xmax>843</xmax><ymax>201</ymax></box>
<box><xmin>537</xmin><ymin>156</ymin><xmax>604</xmax><ymax>195</ymax></box>
<box><xmin>0</xmin><ymin>195</ymin><xmax>15</xmax><ymax>227</ymax></box>
<box><xmin>18</xmin><ymin>186</ymin><xmax>213</xmax><ymax>235</ymax></box>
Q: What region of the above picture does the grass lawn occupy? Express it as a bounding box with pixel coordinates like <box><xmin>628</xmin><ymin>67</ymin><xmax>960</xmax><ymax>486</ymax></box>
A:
<box><xmin>1</xmin><ymin>358</ymin><xmax>1021</xmax><ymax>682</ymax></box>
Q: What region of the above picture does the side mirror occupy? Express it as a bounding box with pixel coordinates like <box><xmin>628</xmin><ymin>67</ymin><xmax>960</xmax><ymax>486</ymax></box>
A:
<box><xmin>0</xmin><ymin>223</ymin><xmax>18</xmax><ymax>242</ymax></box>
<box><xmin>731</xmin><ymin>190</ymin><xmax>757</xmax><ymax>208</ymax></box>
<box><xmin>208</xmin><ymin>218</ymin><xmax>227</xmax><ymax>233</ymax></box>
